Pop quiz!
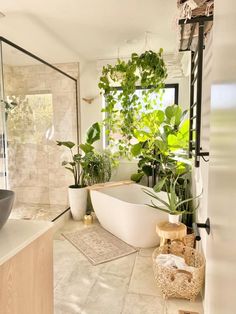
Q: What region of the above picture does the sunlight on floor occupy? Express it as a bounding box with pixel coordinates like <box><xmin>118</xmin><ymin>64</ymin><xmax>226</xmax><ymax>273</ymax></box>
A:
<box><xmin>53</xmin><ymin>220</ymin><xmax>204</xmax><ymax>314</ymax></box>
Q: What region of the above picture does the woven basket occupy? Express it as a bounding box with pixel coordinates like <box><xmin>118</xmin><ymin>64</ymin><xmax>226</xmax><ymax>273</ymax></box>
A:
<box><xmin>183</xmin><ymin>233</ymin><xmax>196</xmax><ymax>248</ymax></box>
<box><xmin>178</xmin><ymin>0</ymin><xmax>214</xmax><ymax>19</ymax></box>
<box><xmin>152</xmin><ymin>242</ymin><xmax>205</xmax><ymax>301</ymax></box>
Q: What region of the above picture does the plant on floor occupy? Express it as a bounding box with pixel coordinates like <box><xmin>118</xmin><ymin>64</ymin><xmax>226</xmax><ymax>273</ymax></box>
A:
<box><xmin>57</xmin><ymin>122</ymin><xmax>115</xmax><ymax>220</ymax></box>
<box><xmin>56</xmin><ymin>122</ymin><xmax>100</xmax><ymax>188</ymax></box>
<box><xmin>98</xmin><ymin>49</ymin><xmax>167</xmax><ymax>157</ymax></box>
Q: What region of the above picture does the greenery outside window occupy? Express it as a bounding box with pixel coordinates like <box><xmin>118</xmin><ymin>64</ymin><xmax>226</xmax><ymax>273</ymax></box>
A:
<box><xmin>103</xmin><ymin>84</ymin><xmax>179</xmax><ymax>151</ymax></box>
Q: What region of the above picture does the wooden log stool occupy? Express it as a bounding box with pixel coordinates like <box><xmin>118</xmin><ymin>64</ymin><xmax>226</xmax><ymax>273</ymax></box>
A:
<box><xmin>156</xmin><ymin>221</ymin><xmax>187</xmax><ymax>246</ymax></box>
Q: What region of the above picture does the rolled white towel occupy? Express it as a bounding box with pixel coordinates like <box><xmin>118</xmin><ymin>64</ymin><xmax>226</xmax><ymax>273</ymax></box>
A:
<box><xmin>155</xmin><ymin>254</ymin><xmax>194</xmax><ymax>272</ymax></box>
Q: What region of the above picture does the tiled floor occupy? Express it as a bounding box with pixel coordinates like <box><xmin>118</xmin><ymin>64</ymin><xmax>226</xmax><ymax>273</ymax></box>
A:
<box><xmin>10</xmin><ymin>202</ymin><xmax>68</xmax><ymax>221</ymax></box>
<box><xmin>54</xmin><ymin>220</ymin><xmax>204</xmax><ymax>314</ymax></box>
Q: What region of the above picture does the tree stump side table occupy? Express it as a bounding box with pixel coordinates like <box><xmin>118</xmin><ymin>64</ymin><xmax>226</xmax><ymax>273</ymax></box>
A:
<box><xmin>156</xmin><ymin>221</ymin><xmax>187</xmax><ymax>246</ymax></box>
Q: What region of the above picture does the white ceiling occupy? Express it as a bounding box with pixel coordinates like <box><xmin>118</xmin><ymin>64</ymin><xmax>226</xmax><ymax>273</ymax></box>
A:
<box><xmin>0</xmin><ymin>0</ymin><xmax>179</xmax><ymax>64</ymax></box>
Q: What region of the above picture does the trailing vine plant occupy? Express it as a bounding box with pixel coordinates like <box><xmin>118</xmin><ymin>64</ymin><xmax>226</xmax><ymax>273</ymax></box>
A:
<box><xmin>98</xmin><ymin>49</ymin><xmax>167</xmax><ymax>157</ymax></box>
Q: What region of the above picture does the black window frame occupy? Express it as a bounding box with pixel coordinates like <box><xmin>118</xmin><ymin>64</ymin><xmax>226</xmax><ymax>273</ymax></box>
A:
<box><xmin>104</xmin><ymin>83</ymin><xmax>179</xmax><ymax>147</ymax></box>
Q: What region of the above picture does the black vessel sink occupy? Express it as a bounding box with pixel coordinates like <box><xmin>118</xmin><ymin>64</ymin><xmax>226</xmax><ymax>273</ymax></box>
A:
<box><xmin>0</xmin><ymin>189</ymin><xmax>15</xmax><ymax>230</ymax></box>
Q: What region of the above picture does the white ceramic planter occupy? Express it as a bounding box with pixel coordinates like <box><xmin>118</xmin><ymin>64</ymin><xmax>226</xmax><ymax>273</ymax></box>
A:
<box><xmin>68</xmin><ymin>186</ymin><xmax>88</xmax><ymax>220</ymax></box>
<box><xmin>168</xmin><ymin>213</ymin><xmax>181</xmax><ymax>224</ymax></box>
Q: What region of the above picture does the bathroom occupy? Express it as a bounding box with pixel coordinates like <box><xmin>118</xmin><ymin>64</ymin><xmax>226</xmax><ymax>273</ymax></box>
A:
<box><xmin>0</xmin><ymin>1</ymin><xmax>235</xmax><ymax>314</ymax></box>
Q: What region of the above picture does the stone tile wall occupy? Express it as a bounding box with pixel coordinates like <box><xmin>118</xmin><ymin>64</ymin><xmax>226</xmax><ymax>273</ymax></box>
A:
<box><xmin>3</xmin><ymin>62</ymin><xmax>79</xmax><ymax>206</ymax></box>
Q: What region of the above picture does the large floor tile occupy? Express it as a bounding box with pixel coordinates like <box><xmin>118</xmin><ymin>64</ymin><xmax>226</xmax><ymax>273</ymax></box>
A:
<box><xmin>122</xmin><ymin>293</ymin><xmax>165</xmax><ymax>314</ymax></box>
<box><xmin>167</xmin><ymin>296</ymin><xmax>203</xmax><ymax>314</ymax></box>
<box><xmin>54</xmin><ymin>219</ymin><xmax>93</xmax><ymax>240</ymax></box>
<box><xmin>128</xmin><ymin>255</ymin><xmax>162</xmax><ymax>297</ymax></box>
<box><xmin>53</xmin><ymin>219</ymin><xmax>203</xmax><ymax>314</ymax></box>
<box><xmin>138</xmin><ymin>247</ymin><xmax>155</xmax><ymax>257</ymax></box>
<box><xmin>81</xmin><ymin>272</ymin><xmax>129</xmax><ymax>314</ymax></box>
<box><xmin>54</xmin><ymin>298</ymin><xmax>83</xmax><ymax>314</ymax></box>
<box><xmin>54</xmin><ymin>258</ymin><xmax>103</xmax><ymax>306</ymax></box>
<box><xmin>53</xmin><ymin>239</ymin><xmax>88</xmax><ymax>287</ymax></box>
<box><xmin>54</xmin><ymin>238</ymin><xmax>82</xmax><ymax>256</ymax></box>
<box><xmin>101</xmin><ymin>253</ymin><xmax>137</xmax><ymax>279</ymax></box>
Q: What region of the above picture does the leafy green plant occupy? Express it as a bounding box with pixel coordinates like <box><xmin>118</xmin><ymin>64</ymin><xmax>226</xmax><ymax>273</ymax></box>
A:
<box><xmin>57</xmin><ymin>140</ymin><xmax>83</xmax><ymax>188</ymax></box>
<box><xmin>98</xmin><ymin>48</ymin><xmax>196</xmax><ymax>226</ymax></box>
<box><xmin>130</xmin><ymin>104</ymin><xmax>188</xmax><ymax>186</ymax></box>
<box><xmin>82</xmin><ymin>150</ymin><xmax>113</xmax><ymax>186</ymax></box>
<box><xmin>99</xmin><ymin>49</ymin><xmax>167</xmax><ymax>157</ymax></box>
<box><xmin>57</xmin><ymin>122</ymin><xmax>102</xmax><ymax>188</ymax></box>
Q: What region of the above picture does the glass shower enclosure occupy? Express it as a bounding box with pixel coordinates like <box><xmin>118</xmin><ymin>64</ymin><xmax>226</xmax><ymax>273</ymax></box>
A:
<box><xmin>0</xmin><ymin>37</ymin><xmax>79</xmax><ymax>221</ymax></box>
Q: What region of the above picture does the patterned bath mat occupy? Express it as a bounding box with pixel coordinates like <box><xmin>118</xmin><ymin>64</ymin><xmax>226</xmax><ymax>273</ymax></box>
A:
<box><xmin>62</xmin><ymin>225</ymin><xmax>137</xmax><ymax>265</ymax></box>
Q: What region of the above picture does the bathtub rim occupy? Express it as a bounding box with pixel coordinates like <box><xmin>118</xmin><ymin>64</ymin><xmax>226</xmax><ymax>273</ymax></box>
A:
<box><xmin>89</xmin><ymin>182</ymin><xmax>167</xmax><ymax>209</ymax></box>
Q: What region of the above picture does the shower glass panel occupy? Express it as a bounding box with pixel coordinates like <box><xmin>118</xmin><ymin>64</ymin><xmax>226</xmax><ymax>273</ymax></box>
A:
<box><xmin>0</xmin><ymin>38</ymin><xmax>78</xmax><ymax>221</ymax></box>
<box><xmin>0</xmin><ymin>41</ymin><xmax>7</xmax><ymax>190</ymax></box>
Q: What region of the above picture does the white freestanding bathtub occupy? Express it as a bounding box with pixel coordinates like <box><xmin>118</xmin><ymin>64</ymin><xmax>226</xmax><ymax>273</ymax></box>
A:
<box><xmin>90</xmin><ymin>183</ymin><xmax>168</xmax><ymax>248</ymax></box>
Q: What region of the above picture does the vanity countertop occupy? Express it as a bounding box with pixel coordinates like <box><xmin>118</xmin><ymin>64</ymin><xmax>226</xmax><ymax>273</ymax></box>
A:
<box><xmin>0</xmin><ymin>219</ymin><xmax>53</xmax><ymax>266</ymax></box>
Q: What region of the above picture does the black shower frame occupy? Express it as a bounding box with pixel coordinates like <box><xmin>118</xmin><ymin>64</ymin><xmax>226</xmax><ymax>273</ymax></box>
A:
<box><xmin>178</xmin><ymin>15</ymin><xmax>213</xmax><ymax>167</ymax></box>
<box><xmin>0</xmin><ymin>36</ymin><xmax>80</xmax><ymax>146</ymax></box>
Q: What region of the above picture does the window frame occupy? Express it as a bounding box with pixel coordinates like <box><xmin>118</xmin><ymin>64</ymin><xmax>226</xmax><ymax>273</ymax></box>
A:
<box><xmin>103</xmin><ymin>83</ymin><xmax>179</xmax><ymax>148</ymax></box>
<box><xmin>111</xmin><ymin>83</ymin><xmax>179</xmax><ymax>104</ymax></box>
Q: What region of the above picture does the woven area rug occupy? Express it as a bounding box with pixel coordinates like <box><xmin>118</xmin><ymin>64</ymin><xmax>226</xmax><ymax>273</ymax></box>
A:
<box><xmin>62</xmin><ymin>225</ymin><xmax>137</xmax><ymax>265</ymax></box>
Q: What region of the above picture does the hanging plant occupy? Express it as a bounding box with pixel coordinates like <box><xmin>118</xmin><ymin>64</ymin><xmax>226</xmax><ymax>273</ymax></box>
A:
<box><xmin>98</xmin><ymin>49</ymin><xmax>167</xmax><ymax>157</ymax></box>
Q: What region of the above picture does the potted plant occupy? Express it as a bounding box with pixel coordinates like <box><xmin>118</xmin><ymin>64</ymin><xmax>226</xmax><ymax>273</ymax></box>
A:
<box><xmin>82</xmin><ymin>150</ymin><xmax>113</xmax><ymax>186</ymax></box>
<box><xmin>57</xmin><ymin>122</ymin><xmax>101</xmax><ymax>220</ymax></box>
<box><xmin>130</xmin><ymin>104</ymin><xmax>188</xmax><ymax>186</ymax></box>
<box><xmin>143</xmin><ymin>170</ymin><xmax>201</xmax><ymax>225</ymax></box>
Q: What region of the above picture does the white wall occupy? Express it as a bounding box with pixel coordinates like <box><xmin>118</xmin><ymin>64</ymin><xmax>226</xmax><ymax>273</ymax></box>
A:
<box><xmin>79</xmin><ymin>59</ymin><xmax>103</xmax><ymax>150</ymax></box>
<box><xmin>165</xmin><ymin>76</ymin><xmax>190</xmax><ymax>110</ymax></box>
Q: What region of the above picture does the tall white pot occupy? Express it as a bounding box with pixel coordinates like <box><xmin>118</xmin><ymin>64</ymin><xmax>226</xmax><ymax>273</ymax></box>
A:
<box><xmin>68</xmin><ymin>186</ymin><xmax>87</xmax><ymax>220</ymax></box>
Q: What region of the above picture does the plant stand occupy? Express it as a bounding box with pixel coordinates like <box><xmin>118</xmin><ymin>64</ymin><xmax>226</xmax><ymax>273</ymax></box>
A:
<box><xmin>156</xmin><ymin>221</ymin><xmax>187</xmax><ymax>246</ymax></box>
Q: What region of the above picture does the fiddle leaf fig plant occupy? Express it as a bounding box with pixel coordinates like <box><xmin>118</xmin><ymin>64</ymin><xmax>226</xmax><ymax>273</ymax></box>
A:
<box><xmin>130</xmin><ymin>104</ymin><xmax>189</xmax><ymax>185</ymax></box>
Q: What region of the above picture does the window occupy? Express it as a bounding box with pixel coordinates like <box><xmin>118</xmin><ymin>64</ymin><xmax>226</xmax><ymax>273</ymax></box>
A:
<box><xmin>103</xmin><ymin>84</ymin><xmax>179</xmax><ymax>148</ymax></box>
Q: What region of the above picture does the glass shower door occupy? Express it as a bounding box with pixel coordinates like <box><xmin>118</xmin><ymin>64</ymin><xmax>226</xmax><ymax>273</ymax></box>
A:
<box><xmin>0</xmin><ymin>38</ymin><xmax>78</xmax><ymax>221</ymax></box>
<box><xmin>0</xmin><ymin>41</ymin><xmax>7</xmax><ymax>189</ymax></box>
